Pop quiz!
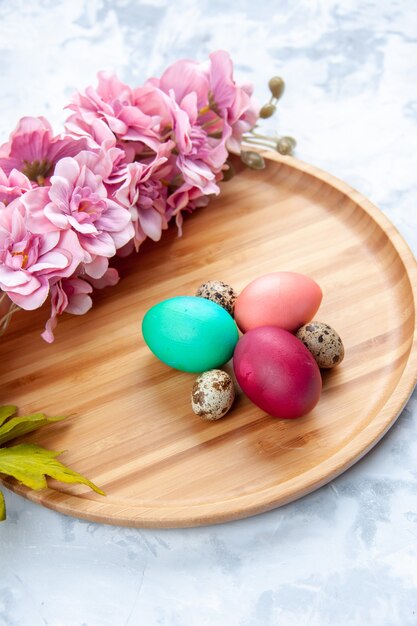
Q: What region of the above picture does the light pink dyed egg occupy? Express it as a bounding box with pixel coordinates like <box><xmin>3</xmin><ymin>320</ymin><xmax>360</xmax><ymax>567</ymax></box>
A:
<box><xmin>234</xmin><ymin>272</ymin><xmax>322</xmax><ymax>333</ymax></box>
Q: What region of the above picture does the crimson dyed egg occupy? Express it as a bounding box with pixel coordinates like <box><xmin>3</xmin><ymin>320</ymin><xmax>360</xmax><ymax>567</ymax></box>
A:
<box><xmin>234</xmin><ymin>272</ymin><xmax>322</xmax><ymax>333</ymax></box>
<box><xmin>233</xmin><ymin>326</ymin><xmax>322</xmax><ymax>419</ymax></box>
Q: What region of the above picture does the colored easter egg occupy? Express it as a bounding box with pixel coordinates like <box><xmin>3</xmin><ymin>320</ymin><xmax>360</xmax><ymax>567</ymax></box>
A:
<box><xmin>233</xmin><ymin>326</ymin><xmax>322</xmax><ymax>419</ymax></box>
<box><xmin>234</xmin><ymin>272</ymin><xmax>322</xmax><ymax>333</ymax></box>
<box><xmin>142</xmin><ymin>296</ymin><xmax>239</xmax><ymax>373</ymax></box>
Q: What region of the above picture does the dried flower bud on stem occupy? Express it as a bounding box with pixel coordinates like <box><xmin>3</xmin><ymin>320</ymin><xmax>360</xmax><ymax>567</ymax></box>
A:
<box><xmin>277</xmin><ymin>136</ymin><xmax>296</xmax><ymax>155</ymax></box>
<box><xmin>240</xmin><ymin>151</ymin><xmax>266</xmax><ymax>170</ymax></box>
<box><xmin>259</xmin><ymin>103</ymin><xmax>276</xmax><ymax>119</ymax></box>
<box><xmin>268</xmin><ymin>76</ymin><xmax>285</xmax><ymax>100</ymax></box>
<box><xmin>241</xmin><ymin>76</ymin><xmax>295</xmax><ymax>163</ymax></box>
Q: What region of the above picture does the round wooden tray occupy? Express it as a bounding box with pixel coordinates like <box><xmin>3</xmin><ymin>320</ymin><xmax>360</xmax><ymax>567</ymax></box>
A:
<box><xmin>1</xmin><ymin>153</ymin><xmax>416</xmax><ymax>527</ymax></box>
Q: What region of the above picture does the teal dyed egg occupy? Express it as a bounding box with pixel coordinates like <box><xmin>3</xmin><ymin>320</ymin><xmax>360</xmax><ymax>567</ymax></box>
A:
<box><xmin>142</xmin><ymin>296</ymin><xmax>239</xmax><ymax>373</ymax></box>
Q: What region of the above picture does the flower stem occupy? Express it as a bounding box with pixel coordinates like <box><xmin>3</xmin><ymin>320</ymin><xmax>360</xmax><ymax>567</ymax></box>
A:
<box><xmin>0</xmin><ymin>303</ymin><xmax>20</xmax><ymax>338</ymax></box>
<box><xmin>242</xmin><ymin>136</ymin><xmax>278</xmax><ymax>149</ymax></box>
<box><xmin>246</xmin><ymin>129</ymin><xmax>280</xmax><ymax>142</ymax></box>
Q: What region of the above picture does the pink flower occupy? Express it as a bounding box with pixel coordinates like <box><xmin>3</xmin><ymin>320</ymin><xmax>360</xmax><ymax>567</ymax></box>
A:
<box><xmin>41</xmin><ymin>268</ymin><xmax>120</xmax><ymax>343</ymax></box>
<box><xmin>42</xmin><ymin>276</ymin><xmax>93</xmax><ymax>343</ymax></box>
<box><xmin>167</xmin><ymin>182</ymin><xmax>211</xmax><ymax>235</ymax></box>
<box><xmin>131</xmin><ymin>83</ymin><xmax>174</xmax><ymax>127</ymax></box>
<box><xmin>115</xmin><ymin>151</ymin><xmax>172</xmax><ymax>250</ymax></box>
<box><xmin>65</xmin><ymin>116</ymin><xmax>118</xmax><ymax>151</ymax></box>
<box><xmin>0</xmin><ymin>117</ymin><xmax>87</xmax><ymax>185</ymax></box>
<box><xmin>140</xmin><ymin>51</ymin><xmax>257</xmax><ymax>201</ymax></box>
<box><xmin>0</xmin><ymin>167</ymin><xmax>32</xmax><ymax>205</ymax></box>
<box><xmin>66</xmin><ymin>72</ymin><xmax>161</xmax><ymax>151</ymax></box>
<box><xmin>167</xmin><ymin>91</ymin><xmax>227</xmax><ymax>195</ymax></box>
<box><xmin>0</xmin><ymin>199</ymin><xmax>82</xmax><ymax>310</ymax></box>
<box><xmin>154</xmin><ymin>58</ymin><xmax>209</xmax><ymax>110</ymax></box>
<box><xmin>0</xmin><ymin>52</ymin><xmax>259</xmax><ymax>342</ymax></box>
<box><xmin>208</xmin><ymin>51</ymin><xmax>258</xmax><ymax>152</ymax></box>
<box><xmin>149</xmin><ymin>51</ymin><xmax>258</xmax><ymax>154</ymax></box>
<box><xmin>23</xmin><ymin>149</ymin><xmax>134</xmax><ymax>279</ymax></box>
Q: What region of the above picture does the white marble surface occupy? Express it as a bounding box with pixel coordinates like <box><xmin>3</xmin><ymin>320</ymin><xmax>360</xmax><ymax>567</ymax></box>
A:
<box><xmin>1</xmin><ymin>1</ymin><xmax>417</xmax><ymax>625</ymax></box>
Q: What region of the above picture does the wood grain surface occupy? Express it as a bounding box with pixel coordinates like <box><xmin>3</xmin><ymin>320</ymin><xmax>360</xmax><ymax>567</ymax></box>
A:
<box><xmin>1</xmin><ymin>152</ymin><xmax>416</xmax><ymax>527</ymax></box>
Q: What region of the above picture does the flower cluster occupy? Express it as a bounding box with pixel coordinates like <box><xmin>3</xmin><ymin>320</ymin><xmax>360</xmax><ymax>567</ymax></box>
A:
<box><xmin>0</xmin><ymin>51</ymin><xmax>259</xmax><ymax>341</ymax></box>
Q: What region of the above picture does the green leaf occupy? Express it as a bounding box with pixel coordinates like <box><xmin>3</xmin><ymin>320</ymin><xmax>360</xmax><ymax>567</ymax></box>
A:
<box><xmin>0</xmin><ymin>490</ymin><xmax>5</xmax><ymax>521</ymax></box>
<box><xmin>0</xmin><ymin>444</ymin><xmax>105</xmax><ymax>496</ymax></box>
<box><xmin>0</xmin><ymin>405</ymin><xmax>17</xmax><ymax>427</ymax></box>
<box><xmin>0</xmin><ymin>412</ymin><xmax>65</xmax><ymax>446</ymax></box>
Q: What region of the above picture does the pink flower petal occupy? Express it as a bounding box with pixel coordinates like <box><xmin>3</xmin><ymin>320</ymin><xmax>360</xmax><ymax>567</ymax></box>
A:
<box><xmin>52</xmin><ymin>158</ymin><xmax>80</xmax><ymax>187</ymax></box>
<box><xmin>137</xmin><ymin>207</ymin><xmax>163</xmax><ymax>241</ymax></box>
<box><xmin>10</xmin><ymin>204</ymin><xmax>27</xmax><ymax>241</ymax></box>
<box><xmin>65</xmin><ymin>292</ymin><xmax>93</xmax><ymax>315</ymax></box>
<box><xmin>178</xmin><ymin>156</ymin><xmax>218</xmax><ymax>193</ymax></box>
<box><xmin>80</xmin><ymin>230</ymin><xmax>116</xmax><ymax>258</ymax></box>
<box><xmin>209</xmin><ymin>50</ymin><xmax>236</xmax><ymax>113</ymax></box>
<box><xmin>110</xmin><ymin>220</ymin><xmax>135</xmax><ymax>249</ymax></box>
<box><xmin>21</xmin><ymin>188</ymin><xmax>58</xmax><ymax>234</ymax></box>
<box><xmin>44</xmin><ymin>202</ymin><xmax>70</xmax><ymax>230</ymax></box>
<box><xmin>67</xmin><ymin>214</ymin><xmax>98</xmax><ymax>235</ymax></box>
<box><xmin>8</xmin><ymin>169</ymin><xmax>31</xmax><ymax>189</ymax></box>
<box><xmin>29</xmin><ymin>249</ymin><xmax>70</xmax><ymax>273</ymax></box>
<box><xmin>83</xmin><ymin>254</ymin><xmax>109</xmax><ymax>279</ymax></box>
<box><xmin>37</xmin><ymin>230</ymin><xmax>60</xmax><ymax>256</ymax></box>
<box><xmin>0</xmin><ymin>265</ymin><xmax>29</xmax><ymax>287</ymax></box>
<box><xmin>97</xmin><ymin>201</ymin><xmax>132</xmax><ymax>232</ymax></box>
<box><xmin>48</xmin><ymin>135</ymin><xmax>87</xmax><ymax>164</ymax></box>
<box><xmin>158</xmin><ymin>59</ymin><xmax>209</xmax><ymax>107</ymax></box>
<box><xmin>7</xmin><ymin>276</ymin><xmax>49</xmax><ymax>310</ymax></box>
<box><xmin>88</xmin><ymin>267</ymin><xmax>119</xmax><ymax>289</ymax></box>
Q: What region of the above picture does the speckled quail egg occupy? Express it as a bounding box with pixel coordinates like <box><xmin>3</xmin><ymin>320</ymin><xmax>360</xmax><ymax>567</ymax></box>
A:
<box><xmin>296</xmin><ymin>321</ymin><xmax>344</xmax><ymax>369</ymax></box>
<box><xmin>195</xmin><ymin>281</ymin><xmax>237</xmax><ymax>317</ymax></box>
<box><xmin>191</xmin><ymin>369</ymin><xmax>235</xmax><ymax>420</ymax></box>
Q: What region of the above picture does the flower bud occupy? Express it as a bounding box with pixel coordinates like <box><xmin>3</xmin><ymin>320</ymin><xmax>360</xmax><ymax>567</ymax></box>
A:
<box><xmin>277</xmin><ymin>136</ymin><xmax>296</xmax><ymax>155</ymax></box>
<box><xmin>268</xmin><ymin>77</ymin><xmax>285</xmax><ymax>100</ymax></box>
<box><xmin>259</xmin><ymin>103</ymin><xmax>276</xmax><ymax>119</ymax></box>
<box><xmin>240</xmin><ymin>150</ymin><xmax>266</xmax><ymax>170</ymax></box>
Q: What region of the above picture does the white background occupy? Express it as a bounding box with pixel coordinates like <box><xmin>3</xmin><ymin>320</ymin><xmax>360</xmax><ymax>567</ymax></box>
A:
<box><xmin>0</xmin><ymin>1</ymin><xmax>417</xmax><ymax>624</ymax></box>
